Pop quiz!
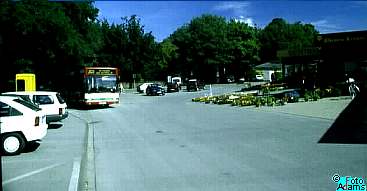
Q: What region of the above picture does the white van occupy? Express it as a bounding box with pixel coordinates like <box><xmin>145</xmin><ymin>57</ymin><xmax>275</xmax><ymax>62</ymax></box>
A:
<box><xmin>172</xmin><ymin>77</ymin><xmax>182</xmax><ymax>87</ymax></box>
<box><xmin>2</xmin><ymin>91</ymin><xmax>68</xmax><ymax>124</ymax></box>
<box><xmin>0</xmin><ymin>96</ymin><xmax>48</xmax><ymax>155</ymax></box>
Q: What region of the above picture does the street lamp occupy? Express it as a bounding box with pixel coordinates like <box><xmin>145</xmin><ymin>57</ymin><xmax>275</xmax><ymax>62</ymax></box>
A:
<box><xmin>0</xmin><ymin>33</ymin><xmax>3</xmax><ymax>191</ymax></box>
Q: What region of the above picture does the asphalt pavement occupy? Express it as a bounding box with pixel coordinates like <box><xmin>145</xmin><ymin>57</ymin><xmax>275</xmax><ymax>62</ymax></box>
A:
<box><xmin>2</xmin><ymin>84</ymin><xmax>366</xmax><ymax>191</ymax></box>
<box><xmin>90</xmin><ymin>87</ymin><xmax>366</xmax><ymax>191</ymax></box>
<box><xmin>2</xmin><ymin>113</ymin><xmax>87</xmax><ymax>191</ymax></box>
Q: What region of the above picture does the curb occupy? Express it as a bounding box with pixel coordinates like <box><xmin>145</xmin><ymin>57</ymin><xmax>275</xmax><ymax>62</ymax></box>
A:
<box><xmin>78</xmin><ymin>116</ymin><xmax>96</xmax><ymax>191</ymax></box>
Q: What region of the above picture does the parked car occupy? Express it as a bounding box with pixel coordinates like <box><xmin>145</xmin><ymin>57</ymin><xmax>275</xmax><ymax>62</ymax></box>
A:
<box><xmin>187</xmin><ymin>79</ymin><xmax>205</xmax><ymax>92</ymax></box>
<box><xmin>166</xmin><ymin>82</ymin><xmax>179</xmax><ymax>93</ymax></box>
<box><xmin>0</xmin><ymin>93</ymin><xmax>33</xmax><ymax>103</ymax></box>
<box><xmin>171</xmin><ymin>77</ymin><xmax>182</xmax><ymax>89</ymax></box>
<box><xmin>255</xmin><ymin>75</ymin><xmax>264</xmax><ymax>81</ymax></box>
<box><xmin>146</xmin><ymin>84</ymin><xmax>165</xmax><ymax>96</ymax></box>
<box><xmin>2</xmin><ymin>91</ymin><xmax>68</xmax><ymax>124</ymax></box>
<box><xmin>283</xmin><ymin>90</ymin><xmax>300</xmax><ymax>103</ymax></box>
<box><xmin>137</xmin><ymin>83</ymin><xmax>153</xmax><ymax>93</ymax></box>
<box><xmin>0</xmin><ymin>96</ymin><xmax>48</xmax><ymax>155</ymax></box>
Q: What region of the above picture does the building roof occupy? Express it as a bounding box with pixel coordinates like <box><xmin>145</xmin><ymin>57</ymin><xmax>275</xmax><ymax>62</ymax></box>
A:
<box><xmin>254</xmin><ymin>62</ymin><xmax>282</xmax><ymax>70</ymax></box>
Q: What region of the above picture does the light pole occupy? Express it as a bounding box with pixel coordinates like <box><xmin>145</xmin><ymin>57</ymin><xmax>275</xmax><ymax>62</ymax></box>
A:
<box><xmin>0</xmin><ymin>33</ymin><xmax>3</xmax><ymax>191</ymax></box>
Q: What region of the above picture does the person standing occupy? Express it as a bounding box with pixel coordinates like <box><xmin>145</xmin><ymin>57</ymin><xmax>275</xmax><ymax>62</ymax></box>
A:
<box><xmin>348</xmin><ymin>78</ymin><xmax>360</xmax><ymax>99</ymax></box>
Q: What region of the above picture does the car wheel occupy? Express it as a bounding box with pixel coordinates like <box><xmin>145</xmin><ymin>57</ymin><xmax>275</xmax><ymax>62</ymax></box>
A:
<box><xmin>2</xmin><ymin>133</ymin><xmax>25</xmax><ymax>155</ymax></box>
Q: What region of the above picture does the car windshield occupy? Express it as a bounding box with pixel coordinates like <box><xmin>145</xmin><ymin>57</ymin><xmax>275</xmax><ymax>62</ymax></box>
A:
<box><xmin>13</xmin><ymin>98</ymin><xmax>41</xmax><ymax>111</ymax></box>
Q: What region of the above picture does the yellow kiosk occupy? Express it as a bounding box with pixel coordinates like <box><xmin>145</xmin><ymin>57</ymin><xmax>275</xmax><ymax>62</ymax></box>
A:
<box><xmin>15</xmin><ymin>73</ymin><xmax>36</xmax><ymax>91</ymax></box>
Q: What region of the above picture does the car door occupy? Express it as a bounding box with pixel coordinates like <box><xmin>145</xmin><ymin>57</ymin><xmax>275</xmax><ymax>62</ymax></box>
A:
<box><xmin>0</xmin><ymin>101</ymin><xmax>24</xmax><ymax>134</ymax></box>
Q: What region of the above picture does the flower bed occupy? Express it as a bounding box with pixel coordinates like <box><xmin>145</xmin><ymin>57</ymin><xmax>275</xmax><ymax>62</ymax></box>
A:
<box><xmin>192</xmin><ymin>85</ymin><xmax>344</xmax><ymax>107</ymax></box>
<box><xmin>192</xmin><ymin>93</ymin><xmax>290</xmax><ymax>107</ymax></box>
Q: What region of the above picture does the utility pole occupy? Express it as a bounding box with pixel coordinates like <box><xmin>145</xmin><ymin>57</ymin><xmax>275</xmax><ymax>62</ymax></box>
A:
<box><xmin>0</xmin><ymin>34</ymin><xmax>3</xmax><ymax>191</ymax></box>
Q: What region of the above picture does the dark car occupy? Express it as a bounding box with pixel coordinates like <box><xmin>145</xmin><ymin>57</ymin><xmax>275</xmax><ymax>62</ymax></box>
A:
<box><xmin>146</xmin><ymin>84</ymin><xmax>165</xmax><ymax>96</ymax></box>
<box><xmin>187</xmin><ymin>79</ymin><xmax>205</xmax><ymax>92</ymax></box>
<box><xmin>167</xmin><ymin>82</ymin><xmax>179</xmax><ymax>93</ymax></box>
<box><xmin>283</xmin><ymin>90</ymin><xmax>300</xmax><ymax>103</ymax></box>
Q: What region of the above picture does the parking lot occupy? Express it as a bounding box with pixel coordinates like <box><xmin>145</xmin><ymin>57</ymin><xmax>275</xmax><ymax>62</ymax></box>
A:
<box><xmin>1</xmin><ymin>112</ymin><xmax>86</xmax><ymax>191</ymax></box>
<box><xmin>2</xmin><ymin>84</ymin><xmax>367</xmax><ymax>191</ymax></box>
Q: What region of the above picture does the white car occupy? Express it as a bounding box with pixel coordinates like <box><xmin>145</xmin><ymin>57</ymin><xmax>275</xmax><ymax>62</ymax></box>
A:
<box><xmin>0</xmin><ymin>96</ymin><xmax>48</xmax><ymax>155</ymax></box>
<box><xmin>255</xmin><ymin>75</ymin><xmax>264</xmax><ymax>81</ymax></box>
<box><xmin>137</xmin><ymin>83</ymin><xmax>153</xmax><ymax>93</ymax></box>
<box><xmin>2</xmin><ymin>91</ymin><xmax>68</xmax><ymax>124</ymax></box>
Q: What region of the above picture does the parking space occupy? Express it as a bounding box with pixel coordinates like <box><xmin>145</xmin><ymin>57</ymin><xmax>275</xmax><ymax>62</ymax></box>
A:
<box><xmin>1</xmin><ymin>112</ymin><xmax>87</xmax><ymax>191</ymax></box>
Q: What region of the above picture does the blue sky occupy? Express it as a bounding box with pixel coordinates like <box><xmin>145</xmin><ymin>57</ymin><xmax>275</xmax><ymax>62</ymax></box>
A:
<box><xmin>95</xmin><ymin>1</ymin><xmax>367</xmax><ymax>42</ymax></box>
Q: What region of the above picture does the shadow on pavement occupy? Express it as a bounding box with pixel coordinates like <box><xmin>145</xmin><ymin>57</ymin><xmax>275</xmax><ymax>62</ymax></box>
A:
<box><xmin>23</xmin><ymin>141</ymin><xmax>41</xmax><ymax>153</ymax></box>
<box><xmin>319</xmin><ymin>90</ymin><xmax>367</xmax><ymax>144</ymax></box>
<box><xmin>48</xmin><ymin>123</ymin><xmax>63</xmax><ymax>129</ymax></box>
<box><xmin>67</xmin><ymin>103</ymin><xmax>112</xmax><ymax>110</ymax></box>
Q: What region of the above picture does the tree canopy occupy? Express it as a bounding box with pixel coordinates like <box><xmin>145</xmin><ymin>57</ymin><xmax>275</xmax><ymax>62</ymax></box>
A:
<box><xmin>169</xmin><ymin>15</ymin><xmax>261</xmax><ymax>83</ymax></box>
<box><xmin>259</xmin><ymin>18</ymin><xmax>319</xmax><ymax>62</ymax></box>
<box><xmin>0</xmin><ymin>1</ymin><xmax>319</xmax><ymax>91</ymax></box>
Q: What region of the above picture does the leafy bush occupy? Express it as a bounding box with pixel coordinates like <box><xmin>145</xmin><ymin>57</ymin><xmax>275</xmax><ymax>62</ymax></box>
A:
<box><xmin>193</xmin><ymin>92</ymin><xmax>298</xmax><ymax>107</ymax></box>
<box><xmin>192</xmin><ymin>98</ymin><xmax>201</xmax><ymax>102</ymax></box>
<box><xmin>320</xmin><ymin>86</ymin><xmax>343</xmax><ymax>98</ymax></box>
<box><xmin>255</xmin><ymin>98</ymin><xmax>261</xmax><ymax>107</ymax></box>
<box><xmin>333</xmin><ymin>88</ymin><xmax>342</xmax><ymax>97</ymax></box>
<box><xmin>304</xmin><ymin>91</ymin><xmax>311</xmax><ymax>102</ymax></box>
<box><xmin>312</xmin><ymin>89</ymin><xmax>321</xmax><ymax>101</ymax></box>
<box><xmin>303</xmin><ymin>89</ymin><xmax>321</xmax><ymax>101</ymax></box>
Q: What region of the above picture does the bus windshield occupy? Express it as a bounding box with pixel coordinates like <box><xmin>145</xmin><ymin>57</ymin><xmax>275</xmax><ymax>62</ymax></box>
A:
<box><xmin>85</xmin><ymin>76</ymin><xmax>118</xmax><ymax>93</ymax></box>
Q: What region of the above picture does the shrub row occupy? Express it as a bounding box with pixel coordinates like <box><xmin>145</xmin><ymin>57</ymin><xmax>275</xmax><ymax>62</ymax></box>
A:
<box><xmin>303</xmin><ymin>86</ymin><xmax>342</xmax><ymax>102</ymax></box>
<box><xmin>192</xmin><ymin>94</ymin><xmax>292</xmax><ymax>107</ymax></box>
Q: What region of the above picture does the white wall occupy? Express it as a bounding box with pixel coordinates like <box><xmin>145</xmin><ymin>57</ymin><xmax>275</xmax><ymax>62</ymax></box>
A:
<box><xmin>263</xmin><ymin>70</ymin><xmax>275</xmax><ymax>82</ymax></box>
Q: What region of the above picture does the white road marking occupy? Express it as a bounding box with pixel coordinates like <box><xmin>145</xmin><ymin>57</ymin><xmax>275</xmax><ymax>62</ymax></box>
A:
<box><xmin>2</xmin><ymin>163</ymin><xmax>64</xmax><ymax>186</ymax></box>
<box><xmin>68</xmin><ymin>157</ymin><xmax>81</xmax><ymax>191</ymax></box>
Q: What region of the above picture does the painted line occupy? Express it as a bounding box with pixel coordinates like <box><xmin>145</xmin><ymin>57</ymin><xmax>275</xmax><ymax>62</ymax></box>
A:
<box><xmin>68</xmin><ymin>158</ymin><xmax>81</xmax><ymax>191</ymax></box>
<box><xmin>2</xmin><ymin>163</ymin><xmax>64</xmax><ymax>186</ymax></box>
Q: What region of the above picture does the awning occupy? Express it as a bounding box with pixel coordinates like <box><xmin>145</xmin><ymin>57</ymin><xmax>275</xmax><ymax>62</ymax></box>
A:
<box><xmin>254</xmin><ymin>62</ymin><xmax>282</xmax><ymax>70</ymax></box>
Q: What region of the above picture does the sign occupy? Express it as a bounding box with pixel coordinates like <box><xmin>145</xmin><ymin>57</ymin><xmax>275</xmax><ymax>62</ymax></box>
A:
<box><xmin>319</xmin><ymin>31</ymin><xmax>367</xmax><ymax>44</ymax></box>
<box><xmin>86</xmin><ymin>68</ymin><xmax>117</xmax><ymax>75</ymax></box>
<box><xmin>277</xmin><ymin>48</ymin><xmax>319</xmax><ymax>58</ymax></box>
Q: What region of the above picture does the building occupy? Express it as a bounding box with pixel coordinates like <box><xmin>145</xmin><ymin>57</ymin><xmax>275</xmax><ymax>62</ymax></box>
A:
<box><xmin>253</xmin><ymin>62</ymin><xmax>282</xmax><ymax>82</ymax></box>
<box><xmin>278</xmin><ymin>30</ymin><xmax>367</xmax><ymax>89</ymax></box>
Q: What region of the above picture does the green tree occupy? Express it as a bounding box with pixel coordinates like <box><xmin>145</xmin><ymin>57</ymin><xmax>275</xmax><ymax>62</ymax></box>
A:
<box><xmin>226</xmin><ymin>19</ymin><xmax>260</xmax><ymax>81</ymax></box>
<box><xmin>189</xmin><ymin>14</ymin><xmax>228</xmax><ymax>82</ymax></box>
<box><xmin>169</xmin><ymin>14</ymin><xmax>261</xmax><ymax>83</ymax></box>
<box><xmin>169</xmin><ymin>25</ymin><xmax>192</xmax><ymax>78</ymax></box>
<box><xmin>170</xmin><ymin>14</ymin><xmax>230</xmax><ymax>82</ymax></box>
<box><xmin>0</xmin><ymin>0</ymin><xmax>103</xmax><ymax>91</ymax></box>
<box><xmin>121</xmin><ymin>15</ymin><xmax>159</xmax><ymax>82</ymax></box>
<box><xmin>159</xmin><ymin>39</ymin><xmax>178</xmax><ymax>75</ymax></box>
<box><xmin>98</xmin><ymin>20</ymin><xmax>129</xmax><ymax>71</ymax></box>
<box><xmin>259</xmin><ymin>18</ymin><xmax>318</xmax><ymax>62</ymax></box>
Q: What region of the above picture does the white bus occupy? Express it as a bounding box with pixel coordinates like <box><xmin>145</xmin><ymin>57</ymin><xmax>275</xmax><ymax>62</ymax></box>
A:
<box><xmin>82</xmin><ymin>67</ymin><xmax>120</xmax><ymax>106</ymax></box>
